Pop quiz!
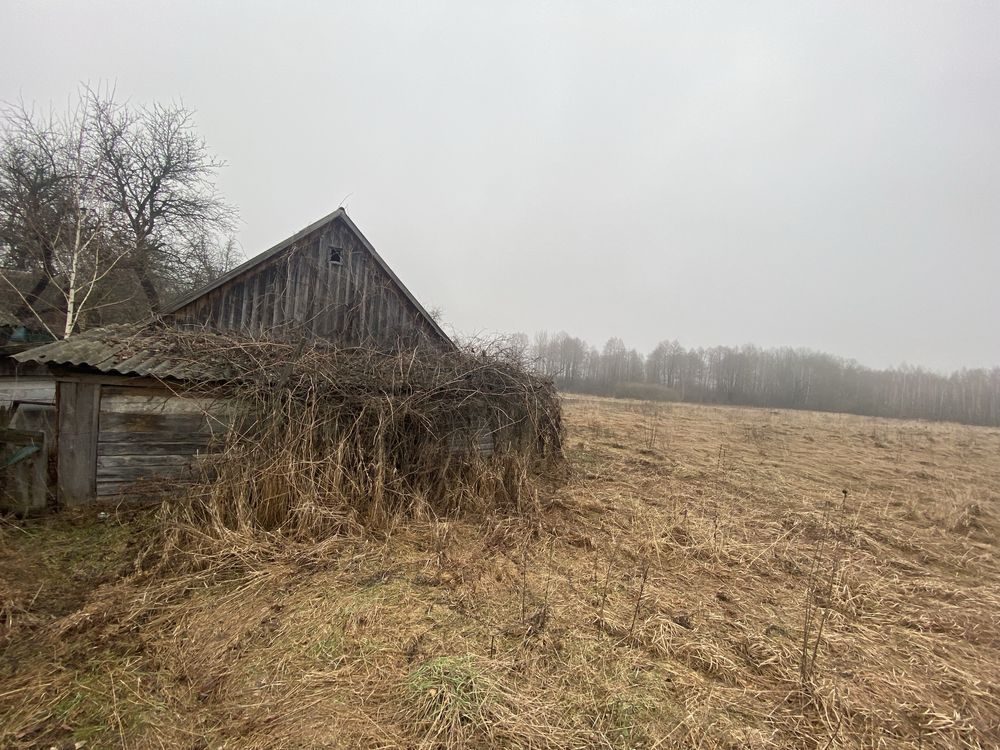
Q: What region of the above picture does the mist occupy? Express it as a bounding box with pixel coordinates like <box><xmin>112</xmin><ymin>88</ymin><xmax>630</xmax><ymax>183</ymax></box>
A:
<box><xmin>3</xmin><ymin>0</ymin><xmax>997</xmax><ymax>372</ymax></box>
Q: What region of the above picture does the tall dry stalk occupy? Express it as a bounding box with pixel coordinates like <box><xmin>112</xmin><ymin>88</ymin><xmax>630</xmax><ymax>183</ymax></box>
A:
<box><xmin>799</xmin><ymin>502</ymin><xmax>846</xmax><ymax>687</ymax></box>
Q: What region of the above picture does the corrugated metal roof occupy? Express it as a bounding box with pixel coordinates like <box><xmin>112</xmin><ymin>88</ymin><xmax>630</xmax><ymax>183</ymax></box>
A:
<box><xmin>12</xmin><ymin>324</ymin><xmax>234</xmax><ymax>381</ymax></box>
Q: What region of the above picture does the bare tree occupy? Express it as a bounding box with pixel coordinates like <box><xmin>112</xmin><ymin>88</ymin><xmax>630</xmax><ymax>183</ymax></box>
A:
<box><xmin>0</xmin><ymin>98</ymin><xmax>129</xmax><ymax>337</ymax></box>
<box><xmin>1</xmin><ymin>87</ymin><xmax>239</xmax><ymax>336</ymax></box>
<box><xmin>89</xmin><ymin>87</ymin><xmax>235</xmax><ymax>311</ymax></box>
<box><xmin>0</xmin><ymin>104</ymin><xmax>64</xmax><ymax>322</ymax></box>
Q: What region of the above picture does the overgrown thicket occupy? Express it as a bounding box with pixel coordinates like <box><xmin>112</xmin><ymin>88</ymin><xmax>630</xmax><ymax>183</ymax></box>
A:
<box><xmin>528</xmin><ymin>331</ymin><xmax>1000</xmax><ymax>426</ymax></box>
<box><xmin>156</xmin><ymin>328</ymin><xmax>563</xmax><ymax>542</ymax></box>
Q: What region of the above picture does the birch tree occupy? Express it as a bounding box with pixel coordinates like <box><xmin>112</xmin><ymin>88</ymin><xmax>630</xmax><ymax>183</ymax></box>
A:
<box><xmin>0</xmin><ymin>99</ymin><xmax>129</xmax><ymax>338</ymax></box>
<box><xmin>0</xmin><ymin>87</ymin><xmax>238</xmax><ymax>335</ymax></box>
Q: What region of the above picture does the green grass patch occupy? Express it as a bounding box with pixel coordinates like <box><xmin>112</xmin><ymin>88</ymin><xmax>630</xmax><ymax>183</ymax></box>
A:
<box><xmin>404</xmin><ymin>655</ymin><xmax>507</xmax><ymax>745</ymax></box>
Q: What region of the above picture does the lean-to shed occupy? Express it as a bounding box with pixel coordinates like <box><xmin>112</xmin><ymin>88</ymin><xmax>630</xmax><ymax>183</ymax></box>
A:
<box><xmin>10</xmin><ymin>209</ymin><xmax>454</xmax><ymax>507</ymax></box>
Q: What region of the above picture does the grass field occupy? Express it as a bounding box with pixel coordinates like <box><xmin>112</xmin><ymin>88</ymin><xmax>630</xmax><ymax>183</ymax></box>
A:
<box><xmin>2</xmin><ymin>396</ymin><xmax>998</xmax><ymax>748</ymax></box>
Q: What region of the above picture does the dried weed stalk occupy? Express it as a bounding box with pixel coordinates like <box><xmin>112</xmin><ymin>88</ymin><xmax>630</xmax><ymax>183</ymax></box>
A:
<box><xmin>131</xmin><ymin>325</ymin><xmax>563</xmax><ymax>551</ymax></box>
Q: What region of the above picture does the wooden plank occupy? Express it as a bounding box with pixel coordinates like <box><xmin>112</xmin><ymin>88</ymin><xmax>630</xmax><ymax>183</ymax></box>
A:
<box><xmin>259</xmin><ymin>267</ymin><xmax>272</xmax><ymax>332</ymax></box>
<box><xmin>357</xmin><ymin>256</ymin><xmax>369</xmax><ymax>340</ymax></box>
<box><xmin>308</xmin><ymin>240</ymin><xmax>326</xmax><ymax>335</ymax></box>
<box><xmin>56</xmin><ymin>381</ymin><xmax>100</xmax><ymax>506</ymax></box>
<box><xmin>216</xmin><ymin>289</ymin><xmax>227</xmax><ymax>329</ymax></box>
<box><xmin>96</xmin><ymin>480</ymin><xmax>137</xmax><ymax>497</ymax></box>
<box><xmin>0</xmin><ymin>379</ymin><xmax>56</xmax><ymax>406</ymax></box>
<box><xmin>269</xmin><ymin>262</ymin><xmax>282</xmax><ymax>330</ymax></box>
<box><xmin>388</xmin><ymin>291</ymin><xmax>399</xmax><ymax>344</ymax></box>
<box><xmin>292</xmin><ymin>250</ymin><xmax>303</xmax><ymax>326</ymax></box>
<box><xmin>226</xmin><ymin>281</ymin><xmax>238</xmax><ymax>329</ymax></box>
<box><xmin>257</xmin><ymin>271</ymin><xmax>270</xmax><ymax>332</ymax></box>
<box><xmin>96</xmin><ymin>464</ymin><xmax>197</xmax><ymax>481</ymax></box>
<box><xmin>0</xmin><ymin>427</ymin><xmax>45</xmax><ymax>446</ymax></box>
<box><xmin>284</xmin><ymin>253</ymin><xmax>297</xmax><ymax>326</ymax></box>
<box><xmin>100</xmin><ymin>385</ymin><xmax>180</xmax><ymax>399</ymax></box>
<box><xmin>313</xmin><ymin>242</ymin><xmax>330</xmax><ymax>335</ymax></box>
<box><xmin>96</xmin><ymin>478</ymin><xmax>197</xmax><ymax>497</ymax></box>
<box><xmin>47</xmin><ymin>370</ymin><xmax>167</xmax><ymax>387</ymax></box>
<box><xmin>209</xmin><ymin>292</ymin><xmax>221</xmax><ymax>329</ymax></box>
<box><xmin>100</xmin><ymin>390</ymin><xmax>221</xmax><ymax>415</ymax></box>
<box><xmin>216</xmin><ymin>290</ymin><xmax>226</xmax><ymax>329</ymax></box>
<box><xmin>290</xmin><ymin>251</ymin><xmax>305</xmax><ymax>324</ymax></box>
<box><xmin>321</xmin><ymin>228</ymin><xmax>339</xmax><ymax>338</ymax></box>
<box><xmin>332</xmin><ymin>250</ymin><xmax>345</xmax><ymax>335</ymax></box>
<box><xmin>97</xmin><ymin>454</ymin><xmax>199</xmax><ymax>469</ymax></box>
<box><xmin>248</xmin><ymin>270</ymin><xmax>261</xmax><ymax>331</ymax></box>
<box><xmin>376</xmin><ymin>290</ymin><xmax>387</xmax><ymax>345</ymax></box>
<box><xmin>305</xmin><ymin>243</ymin><xmax>320</xmax><ymax>323</ymax></box>
<box><xmin>282</xmin><ymin>253</ymin><xmax>295</xmax><ymax>327</ymax></box>
<box><xmin>231</xmin><ymin>287</ymin><xmax>240</xmax><ymax>329</ymax></box>
<box><xmin>296</xmin><ymin>246</ymin><xmax>310</xmax><ymax>330</ymax></box>
<box><xmin>236</xmin><ymin>278</ymin><xmax>247</xmax><ymax>331</ymax></box>
<box><xmin>218</xmin><ymin>287</ymin><xmax>230</xmax><ymax>330</ymax></box>
<box><xmin>97</xmin><ymin>429</ymin><xmax>220</xmax><ymax>442</ymax></box>
<box><xmin>98</xmin><ymin>440</ymin><xmax>212</xmax><ymax>455</ymax></box>
<box><xmin>298</xmin><ymin>252</ymin><xmax>311</xmax><ymax>332</ymax></box>
<box><xmin>98</xmin><ymin>411</ymin><xmax>216</xmax><ymax>434</ymax></box>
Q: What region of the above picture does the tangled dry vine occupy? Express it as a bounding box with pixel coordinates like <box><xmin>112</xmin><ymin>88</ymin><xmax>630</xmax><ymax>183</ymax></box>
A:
<box><xmin>121</xmin><ymin>325</ymin><xmax>564</xmax><ymax>548</ymax></box>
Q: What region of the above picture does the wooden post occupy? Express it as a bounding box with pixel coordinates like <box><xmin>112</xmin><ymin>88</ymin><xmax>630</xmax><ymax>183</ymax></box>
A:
<box><xmin>56</xmin><ymin>380</ymin><xmax>101</xmax><ymax>506</ymax></box>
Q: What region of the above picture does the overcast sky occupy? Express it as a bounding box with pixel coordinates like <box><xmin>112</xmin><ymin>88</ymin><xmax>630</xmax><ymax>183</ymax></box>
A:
<box><xmin>3</xmin><ymin>0</ymin><xmax>997</xmax><ymax>372</ymax></box>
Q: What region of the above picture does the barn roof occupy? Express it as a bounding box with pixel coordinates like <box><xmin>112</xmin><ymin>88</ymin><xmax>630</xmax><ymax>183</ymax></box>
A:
<box><xmin>162</xmin><ymin>208</ymin><xmax>452</xmax><ymax>346</ymax></box>
<box><xmin>12</xmin><ymin>324</ymin><xmax>235</xmax><ymax>381</ymax></box>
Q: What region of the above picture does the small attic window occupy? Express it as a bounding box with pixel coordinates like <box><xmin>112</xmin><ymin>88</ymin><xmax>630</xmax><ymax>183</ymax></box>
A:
<box><xmin>329</xmin><ymin>246</ymin><xmax>344</xmax><ymax>265</ymax></box>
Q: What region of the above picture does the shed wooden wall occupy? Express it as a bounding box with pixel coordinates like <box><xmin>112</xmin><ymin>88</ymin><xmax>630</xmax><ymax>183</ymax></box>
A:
<box><xmin>168</xmin><ymin>218</ymin><xmax>441</xmax><ymax>349</ymax></box>
<box><xmin>56</xmin><ymin>377</ymin><xmax>224</xmax><ymax>504</ymax></box>
<box><xmin>0</xmin><ymin>377</ymin><xmax>55</xmax><ymax>407</ymax></box>
<box><xmin>96</xmin><ymin>386</ymin><xmax>225</xmax><ymax>498</ymax></box>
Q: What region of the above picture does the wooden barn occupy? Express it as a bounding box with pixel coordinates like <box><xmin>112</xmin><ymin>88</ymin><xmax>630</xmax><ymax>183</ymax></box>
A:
<box><xmin>163</xmin><ymin>207</ymin><xmax>450</xmax><ymax>349</ymax></box>
<box><xmin>4</xmin><ymin>209</ymin><xmax>453</xmax><ymax>509</ymax></box>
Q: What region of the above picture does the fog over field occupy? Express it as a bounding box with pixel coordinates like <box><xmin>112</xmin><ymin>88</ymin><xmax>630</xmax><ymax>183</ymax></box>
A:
<box><xmin>5</xmin><ymin>5</ymin><xmax>1000</xmax><ymax>748</ymax></box>
<box><xmin>2</xmin><ymin>0</ymin><xmax>997</xmax><ymax>371</ymax></box>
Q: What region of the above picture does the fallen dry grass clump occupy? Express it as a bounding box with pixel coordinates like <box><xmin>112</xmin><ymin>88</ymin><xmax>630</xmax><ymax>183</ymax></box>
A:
<box><xmin>2</xmin><ymin>395</ymin><xmax>1000</xmax><ymax>748</ymax></box>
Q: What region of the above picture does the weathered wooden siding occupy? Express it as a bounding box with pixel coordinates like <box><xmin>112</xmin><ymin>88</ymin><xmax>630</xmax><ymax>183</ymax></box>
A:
<box><xmin>0</xmin><ymin>376</ymin><xmax>55</xmax><ymax>409</ymax></box>
<box><xmin>5</xmin><ymin>403</ymin><xmax>56</xmax><ymax>512</ymax></box>
<box><xmin>0</xmin><ymin>426</ymin><xmax>48</xmax><ymax>514</ymax></box>
<box><xmin>169</xmin><ymin>218</ymin><xmax>440</xmax><ymax>349</ymax></box>
<box><xmin>51</xmin><ymin>378</ymin><xmax>227</xmax><ymax>502</ymax></box>
<box><xmin>56</xmin><ymin>380</ymin><xmax>101</xmax><ymax>506</ymax></box>
<box><xmin>95</xmin><ymin>386</ymin><xmax>225</xmax><ymax>498</ymax></box>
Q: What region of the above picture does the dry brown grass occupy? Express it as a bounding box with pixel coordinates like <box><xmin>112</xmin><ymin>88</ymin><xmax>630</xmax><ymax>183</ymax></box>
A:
<box><xmin>2</xmin><ymin>396</ymin><xmax>999</xmax><ymax>748</ymax></box>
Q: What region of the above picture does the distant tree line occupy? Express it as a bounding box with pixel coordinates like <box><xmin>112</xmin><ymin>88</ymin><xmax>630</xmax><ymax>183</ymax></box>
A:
<box><xmin>516</xmin><ymin>331</ymin><xmax>1000</xmax><ymax>427</ymax></box>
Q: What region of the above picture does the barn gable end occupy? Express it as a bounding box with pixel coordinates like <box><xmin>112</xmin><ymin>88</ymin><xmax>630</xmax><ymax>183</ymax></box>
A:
<box><xmin>7</xmin><ymin>211</ymin><xmax>457</xmax><ymax>508</ymax></box>
<box><xmin>163</xmin><ymin>209</ymin><xmax>451</xmax><ymax>349</ymax></box>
